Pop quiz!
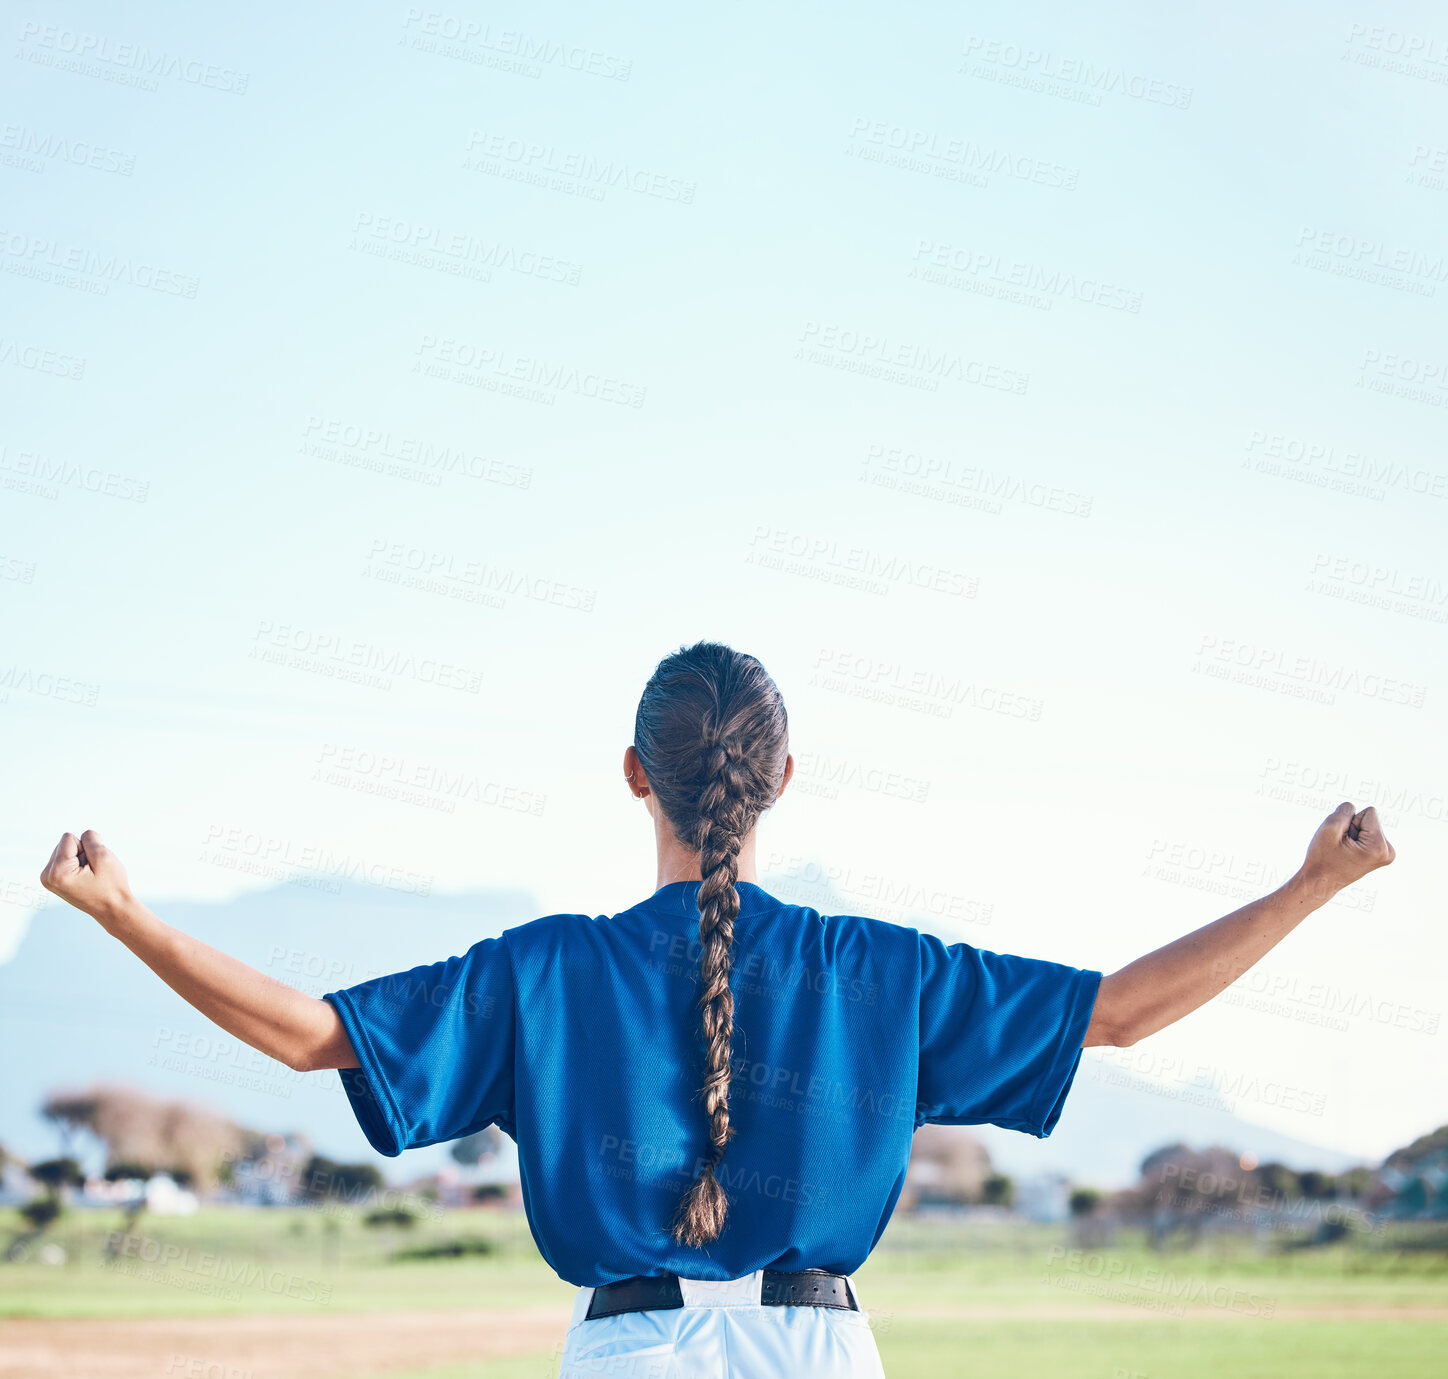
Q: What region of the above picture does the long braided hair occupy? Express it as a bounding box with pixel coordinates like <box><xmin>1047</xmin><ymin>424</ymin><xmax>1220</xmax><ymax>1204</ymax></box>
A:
<box><xmin>632</xmin><ymin>641</ymin><xmax>790</xmax><ymax>1247</ymax></box>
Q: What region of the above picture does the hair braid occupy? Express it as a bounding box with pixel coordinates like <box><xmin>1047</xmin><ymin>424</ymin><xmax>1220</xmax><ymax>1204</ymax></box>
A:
<box><xmin>672</xmin><ymin>738</ymin><xmax>750</xmax><ymax>1247</ymax></box>
<box><xmin>631</xmin><ymin>642</ymin><xmax>790</xmax><ymax>1249</ymax></box>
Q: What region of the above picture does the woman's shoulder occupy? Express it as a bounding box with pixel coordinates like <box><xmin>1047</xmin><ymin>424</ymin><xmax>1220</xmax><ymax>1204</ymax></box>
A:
<box><xmin>500</xmin><ymin>908</ymin><xmax>605</xmax><ymax>942</ymax></box>
<box><xmin>752</xmin><ymin>890</ymin><xmax>923</xmax><ymax>932</ymax></box>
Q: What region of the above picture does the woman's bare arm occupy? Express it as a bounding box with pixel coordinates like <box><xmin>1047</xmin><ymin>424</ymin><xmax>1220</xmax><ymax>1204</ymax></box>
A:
<box><xmin>1084</xmin><ymin>802</ymin><xmax>1396</xmax><ymax>1047</ymax></box>
<box><xmin>39</xmin><ymin>829</ymin><xmax>358</xmax><ymax>1071</ymax></box>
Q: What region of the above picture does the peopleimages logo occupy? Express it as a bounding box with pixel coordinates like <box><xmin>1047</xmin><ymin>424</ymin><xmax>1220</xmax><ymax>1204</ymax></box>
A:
<box><xmin>1192</xmin><ymin>634</ymin><xmax>1427</xmax><ymax>708</ymax></box>
<box><xmin>414</xmin><ymin>335</ymin><xmax>647</xmax><ymax>408</ymax></box>
<box><xmin>0</xmin><ymin>122</ymin><xmax>137</xmax><ymax>175</ymax></box>
<box><xmin>596</xmin><ymin>1135</ymin><xmax>830</xmax><ymax>1207</ymax></box>
<box><xmin>746</xmin><ymin>525</ymin><xmax>978</xmax><ymax>598</ymax></box>
<box><xmin>796</xmin><ymin>322</ymin><xmax>1029</xmax><ymax>395</ymax></box>
<box><xmin>911</xmin><ymin>238</ymin><xmax>1143</xmax><ymax>313</ymax></box>
<box><xmin>1045</xmin><ymin>1246</ymin><xmax>1275</xmax><ymax>1316</ymax></box>
<box><xmin>248</xmin><ymin>620</ymin><xmax>485</xmax><ymax>694</ymax></box>
<box><xmin>16</xmin><ymin>22</ymin><xmax>249</xmax><ymax>94</ymax></box>
<box><xmin>400</xmin><ymin>8</ymin><xmax>633</xmax><ymax>81</ymax></box>
<box><xmin>0</xmin><ymin>228</ymin><xmax>200</xmax><ymax>297</ymax></box>
<box><xmin>809</xmin><ymin>647</ymin><xmax>1045</xmax><ymax>722</ymax></box>
<box><xmin>105</xmin><ymin>1232</ymin><xmax>331</xmax><ymax>1301</ymax></box>
<box><xmin>0</xmin><ymin>337</ymin><xmax>85</xmax><ymax>380</ymax></box>
<box><xmin>861</xmin><ymin>443</ymin><xmax>1095</xmax><ymax>518</ymax></box>
<box><xmin>959</xmin><ymin>36</ymin><xmax>1193</xmax><ymax>109</ymax></box>
<box><xmin>647</xmin><ymin>928</ymin><xmax>881</xmax><ymax>1006</ymax></box>
<box><xmin>847</xmin><ymin>118</ymin><xmax>1079</xmax><ymax>191</ymax></box>
<box><xmin>199</xmin><ymin>823</ymin><xmax>434</xmax><ymax>897</ymax></box>
<box><xmin>463</xmin><ymin>130</ymin><xmax>696</xmax><ymax>203</ymax></box>
<box><xmin>350</xmin><ymin>212</ymin><xmax>582</xmax><ymax>285</ymax></box>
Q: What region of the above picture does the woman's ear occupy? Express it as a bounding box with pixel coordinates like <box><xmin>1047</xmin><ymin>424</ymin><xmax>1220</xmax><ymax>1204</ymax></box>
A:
<box><xmin>778</xmin><ymin>752</ymin><xmax>794</xmax><ymax>798</ymax></box>
<box><xmin>623</xmin><ymin>745</ymin><xmax>650</xmax><ymax>799</ymax></box>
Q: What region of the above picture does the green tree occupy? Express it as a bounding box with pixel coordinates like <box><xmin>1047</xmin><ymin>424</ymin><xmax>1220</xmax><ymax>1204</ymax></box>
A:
<box><xmin>450</xmin><ymin>1128</ymin><xmax>503</xmax><ymax>1167</ymax></box>
<box><xmin>300</xmin><ymin>1155</ymin><xmax>385</xmax><ymax>1207</ymax></box>
<box><xmin>28</xmin><ymin>1158</ymin><xmax>85</xmax><ymax>1197</ymax></box>
<box><xmin>980</xmin><ymin>1174</ymin><xmax>1014</xmax><ymax>1208</ymax></box>
<box><xmin>1256</xmin><ymin>1162</ymin><xmax>1301</xmax><ymax>1202</ymax></box>
<box><xmin>6</xmin><ymin>1158</ymin><xmax>84</xmax><ymax>1261</ymax></box>
<box><xmin>100</xmin><ymin>1161</ymin><xmax>157</xmax><ymax>1256</ymax></box>
<box><xmin>18</xmin><ymin>1199</ymin><xmax>61</xmax><ymax>1232</ymax></box>
<box><xmin>364</xmin><ymin>1207</ymin><xmax>418</xmax><ymax>1229</ymax></box>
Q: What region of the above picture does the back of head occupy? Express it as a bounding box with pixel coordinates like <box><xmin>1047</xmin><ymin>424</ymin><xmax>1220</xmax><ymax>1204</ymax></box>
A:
<box><xmin>632</xmin><ymin>640</ymin><xmax>790</xmax><ymax>1246</ymax></box>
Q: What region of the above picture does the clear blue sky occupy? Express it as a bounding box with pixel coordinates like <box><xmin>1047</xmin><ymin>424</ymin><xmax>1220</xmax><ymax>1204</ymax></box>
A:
<box><xmin>2</xmin><ymin>0</ymin><xmax>1445</xmax><ymax>1161</ymax></box>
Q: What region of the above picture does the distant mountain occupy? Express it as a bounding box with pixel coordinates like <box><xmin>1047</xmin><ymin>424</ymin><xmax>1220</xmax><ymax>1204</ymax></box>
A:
<box><xmin>0</xmin><ymin>868</ymin><xmax>1369</xmax><ymax>1190</ymax></box>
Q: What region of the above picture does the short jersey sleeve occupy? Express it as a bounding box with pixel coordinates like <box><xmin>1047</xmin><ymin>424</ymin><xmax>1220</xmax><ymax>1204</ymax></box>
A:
<box><xmin>323</xmin><ymin>936</ymin><xmax>516</xmax><ymax>1156</ymax></box>
<box><xmin>916</xmin><ymin>931</ymin><xmax>1101</xmax><ymax>1136</ymax></box>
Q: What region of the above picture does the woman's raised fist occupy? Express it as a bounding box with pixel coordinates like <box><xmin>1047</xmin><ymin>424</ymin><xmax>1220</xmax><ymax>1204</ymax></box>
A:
<box><xmin>39</xmin><ymin>829</ymin><xmax>134</xmax><ymax>923</ymax></box>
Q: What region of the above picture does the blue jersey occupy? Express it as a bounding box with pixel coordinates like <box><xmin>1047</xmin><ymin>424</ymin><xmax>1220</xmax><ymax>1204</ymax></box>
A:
<box><xmin>324</xmin><ymin>879</ymin><xmax>1101</xmax><ymax>1287</ymax></box>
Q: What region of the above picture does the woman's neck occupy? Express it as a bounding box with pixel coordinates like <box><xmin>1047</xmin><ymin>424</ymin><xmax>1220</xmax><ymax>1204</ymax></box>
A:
<box><xmin>654</xmin><ymin>826</ymin><xmax>759</xmax><ymax>888</ymax></box>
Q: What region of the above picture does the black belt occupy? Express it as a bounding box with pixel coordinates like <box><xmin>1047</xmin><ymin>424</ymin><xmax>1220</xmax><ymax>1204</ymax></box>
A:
<box><xmin>585</xmin><ymin>1268</ymin><xmax>857</xmax><ymax>1320</ymax></box>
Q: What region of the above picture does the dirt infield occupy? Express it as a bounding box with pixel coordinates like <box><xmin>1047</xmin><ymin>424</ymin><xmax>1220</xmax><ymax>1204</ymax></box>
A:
<box><xmin>4</xmin><ymin>1302</ymin><xmax>1448</xmax><ymax>1378</ymax></box>
<box><xmin>899</xmin><ymin>1303</ymin><xmax>1448</xmax><ymax>1322</ymax></box>
<box><xmin>0</xmin><ymin>1307</ymin><xmax>572</xmax><ymax>1379</ymax></box>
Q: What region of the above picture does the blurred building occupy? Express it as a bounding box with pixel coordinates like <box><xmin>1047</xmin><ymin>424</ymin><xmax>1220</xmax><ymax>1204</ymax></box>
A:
<box><xmin>1369</xmin><ymin>1124</ymin><xmax>1448</xmax><ymax>1219</ymax></box>
<box><xmin>1014</xmin><ymin>1172</ymin><xmax>1072</xmax><ymax>1223</ymax></box>
<box><xmin>898</xmin><ymin>1125</ymin><xmax>992</xmax><ymax>1210</ymax></box>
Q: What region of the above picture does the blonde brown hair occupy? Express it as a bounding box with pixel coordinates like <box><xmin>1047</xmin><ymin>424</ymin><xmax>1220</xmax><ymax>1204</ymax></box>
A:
<box><xmin>632</xmin><ymin>641</ymin><xmax>789</xmax><ymax>1246</ymax></box>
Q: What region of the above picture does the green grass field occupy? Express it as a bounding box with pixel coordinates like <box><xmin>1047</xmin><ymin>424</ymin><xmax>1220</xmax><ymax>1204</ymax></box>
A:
<box><xmin>1</xmin><ymin>1206</ymin><xmax>1445</xmax><ymax>1377</ymax></box>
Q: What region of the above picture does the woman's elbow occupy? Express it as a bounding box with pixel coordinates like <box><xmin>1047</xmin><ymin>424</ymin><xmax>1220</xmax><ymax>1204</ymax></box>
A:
<box><xmin>281</xmin><ymin>1044</ymin><xmax>319</xmax><ymax>1073</ymax></box>
<box><xmin>285</xmin><ymin>1003</ymin><xmax>359</xmax><ymax>1072</ymax></box>
<box><xmin>287</xmin><ymin>1025</ymin><xmax>360</xmax><ymax>1073</ymax></box>
<box><xmin>1084</xmin><ymin>974</ymin><xmax>1147</xmax><ymax>1048</ymax></box>
<box><xmin>1082</xmin><ymin>1001</ymin><xmax>1144</xmax><ymax>1048</ymax></box>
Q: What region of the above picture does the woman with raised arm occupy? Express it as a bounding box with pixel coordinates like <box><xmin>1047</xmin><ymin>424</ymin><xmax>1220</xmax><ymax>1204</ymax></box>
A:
<box><xmin>40</xmin><ymin>640</ymin><xmax>1395</xmax><ymax>1378</ymax></box>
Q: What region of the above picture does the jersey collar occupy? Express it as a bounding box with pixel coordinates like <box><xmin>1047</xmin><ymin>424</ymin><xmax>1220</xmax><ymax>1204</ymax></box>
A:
<box><xmin>639</xmin><ymin>879</ymin><xmax>778</xmax><ymax>919</ymax></box>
